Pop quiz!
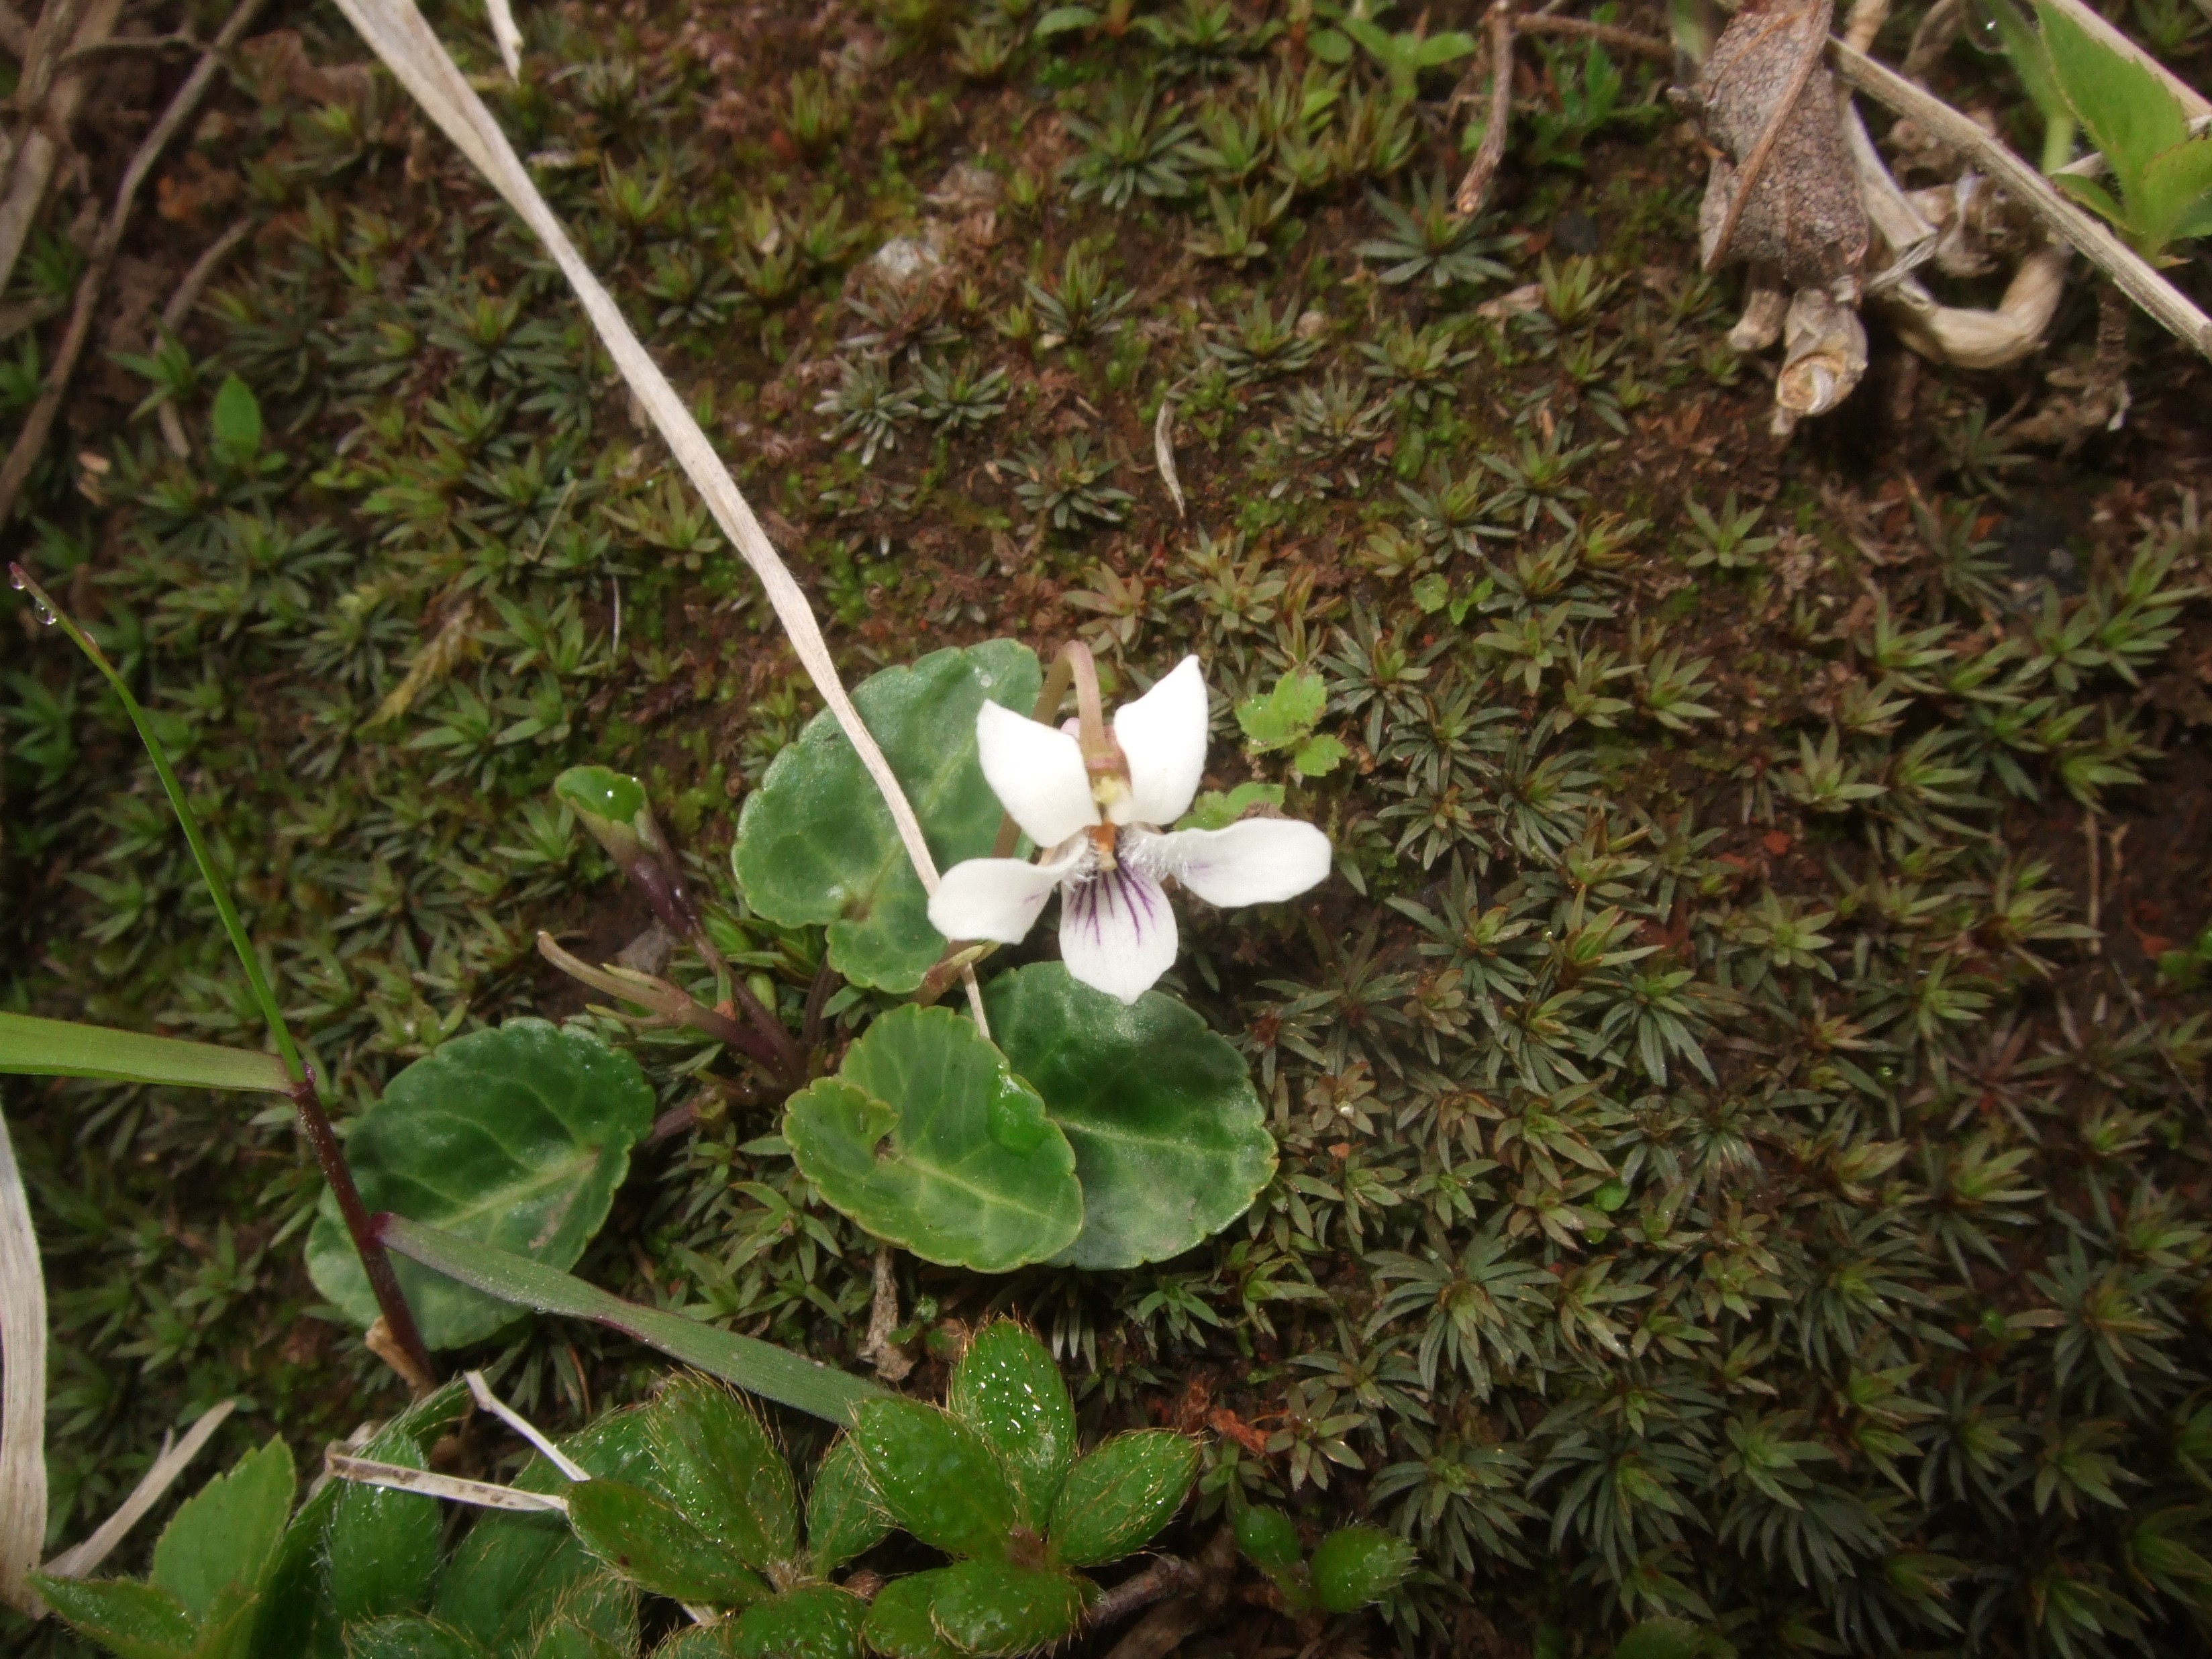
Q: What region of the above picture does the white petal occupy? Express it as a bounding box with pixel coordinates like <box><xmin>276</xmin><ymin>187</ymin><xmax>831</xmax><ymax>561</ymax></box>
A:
<box><xmin>928</xmin><ymin>852</ymin><xmax>1081</xmax><ymax>944</ymax></box>
<box><xmin>1111</xmin><ymin>656</ymin><xmax>1209</xmax><ymax>827</ymax></box>
<box><xmin>1058</xmin><ymin>864</ymin><xmax>1178</xmax><ymax>1004</ymax></box>
<box><xmin>976</xmin><ymin>701</ymin><xmax>1097</xmax><ymax>848</ymax></box>
<box><xmin>1134</xmin><ymin>819</ymin><xmax>1333</xmax><ymax>909</ymax></box>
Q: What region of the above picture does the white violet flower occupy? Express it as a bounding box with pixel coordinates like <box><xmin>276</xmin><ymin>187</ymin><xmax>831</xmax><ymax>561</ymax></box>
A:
<box><xmin>928</xmin><ymin>655</ymin><xmax>1332</xmax><ymax>1003</ymax></box>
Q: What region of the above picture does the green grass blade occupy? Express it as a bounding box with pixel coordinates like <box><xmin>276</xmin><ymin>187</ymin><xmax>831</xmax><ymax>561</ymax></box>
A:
<box><xmin>376</xmin><ymin>1217</ymin><xmax>889</xmax><ymax>1422</ymax></box>
<box><xmin>9</xmin><ymin>568</ymin><xmax>303</xmax><ymax>1083</ymax></box>
<box><xmin>0</xmin><ymin>1014</ymin><xmax>291</xmax><ymax>1094</ymax></box>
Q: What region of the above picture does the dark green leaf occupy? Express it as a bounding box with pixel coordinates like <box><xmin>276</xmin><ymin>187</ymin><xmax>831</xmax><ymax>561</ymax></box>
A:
<box><xmin>32</xmin><ymin>1577</ymin><xmax>197</xmax><ymax>1659</ymax></box>
<box><xmin>150</xmin><ymin>1438</ymin><xmax>295</xmax><ymax>1622</ymax></box>
<box><xmin>785</xmin><ymin>1007</ymin><xmax>1082</xmax><ymax>1272</ymax></box>
<box><xmin>644</xmin><ymin>1374</ymin><xmax>799</xmax><ymax>1570</ymax></box>
<box><xmin>732</xmin><ymin>642</ymin><xmax>1041</xmax><ymax>992</ymax></box>
<box><xmin>1046</xmin><ymin>1431</ymin><xmax>1199</xmax><ymax>1568</ymax></box>
<box><xmin>858</xmin><ymin>1570</ymin><xmax>961</xmax><ymax>1659</ymax></box>
<box><xmin>258</xmin><ymin>1381</ymin><xmax>472</xmax><ymax>1659</ymax></box>
<box><xmin>1613</xmin><ymin>1617</ymin><xmax>1705</xmax><ymax>1659</ymax></box>
<box><xmin>986</xmin><ymin>965</ymin><xmax>1275</xmax><ymax>1270</ymax></box>
<box><xmin>1033</xmin><ymin>5</ymin><xmax>1098</xmax><ymax>38</ymax></box>
<box><xmin>806</xmin><ymin>1437</ymin><xmax>890</xmax><ymax>1577</ymax></box>
<box><xmin>434</xmin><ymin>1409</ymin><xmax>658</xmax><ymax>1656</ymax></box>
<box><xmin>1307</xmin><ymin>1524</ymin><xmax>1415</xmax><ymax>1613</ymax></box>
<box><xmin>1231</xmin><ymin>1506</ymin><xmax>1302</xmax><ymax>1574</ymax></box>
<box><xmin>564</xmin><ymin>1480</ymin><xmax>770</xmax><ymax>1607</ymax></box>
<box><xmin>849</xmin><ymin>1399</ymin><xmax>1017</xmax><ymax>1559</ymax></box>
<box><xmin>927</xmin><ymin>1560</ymin><xmax>1087</xmax><ymax>1656</ymax></box>
<box><xmin>324</xmin><ymin>1436</ymin><xmax>442</xmax><ymax>1626</ymax></box>
<box><xmin>307</xmin><ymin>1020</ymin><xmax>656</xmax><ymax>1349</ymax></box>
<box><xmin>2133</xmin><ymin>138</ymin><xmax>2212</xmax><ymax>254</ymax></box>
<box><xmin>534</xmin><ymin>1574</ymin><xmax>639</xmax><ymax>1659</ymax></box>
<box><xmin>726</xmin><ymin>1584</ymin><xmax>868</xmax><ymax>1659</ymax></box>
<box><xmin>946</xmin><ymin>1321</ymin><xmax>1076</xmax><ymax>1526</ymax></box>
<box><xmin>342</xmin><ymin>1617</ymin><xmax>494</xmax><ymax>1659</ymax></box>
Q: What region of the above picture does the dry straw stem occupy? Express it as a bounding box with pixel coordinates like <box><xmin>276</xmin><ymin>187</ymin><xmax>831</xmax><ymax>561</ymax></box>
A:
<box><xmin>41</xmin><ymin>1400</ymin><xmax>236</xmax><ymax>1582</ymax></box>
<box><xmin>0</xmin><ymin>1107</ymin><xmax>46</xmax><ymax>1613</ymax></box>
<box><xmin>0</xmin><ymin>0</ymin><xmax>121</xmax><ymax>304</ymax></box>
<box><xmin>1454</xmin><ymin>0</ymin><xmax>1517</xmax><ymax>216</ymax></box>
<box><xmin>331</xmin><ymin>0</ymin><xmax>991</xmax><ymax>1027</ymax></box>
<box><xmin>326</xmin><ymin>1450</ymin><xmax>571</xmax><ymax>1514</ymax></box>
<box><xmin>0</xmin><ymin>0</ymin><xmax>272</xmax><ymax>525</ymax></box>
<box><xmin>1828</xmin><ymin>38</ymin><xmax>2212</xmax><ymax>363</ymax></box>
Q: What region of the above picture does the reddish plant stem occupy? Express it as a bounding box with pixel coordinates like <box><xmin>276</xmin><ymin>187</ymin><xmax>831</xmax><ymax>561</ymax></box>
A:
<box><xmin>290</xmin><ymin>1075</ymin><xmax>434</xmax><ymax>1387</ymax></box>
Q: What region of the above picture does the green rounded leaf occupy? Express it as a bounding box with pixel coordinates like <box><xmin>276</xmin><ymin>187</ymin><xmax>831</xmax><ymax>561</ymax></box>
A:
<box><xmin>807</xmin><ymin>1436</ymin><xmax>891</xmax><ymax>1577</ymax></box>
<box><xmin>325</xmin><ymin>1435</ymin><xmax>442</xmax><ymax>1625</ymax></box>
<box><xmin>732</xmin><ymin>641</ymin><xmax>1041</xmax><ymax>992</ymax></box>
<box><xmin>554</xmin><ymin>765</ymin><xmax>648</xmax><ymax>828</ymax></box>
<box><xmin>1046</xmin><ymin>1431</ymin><xmax>1199</xmax><ymax>1568</ymax></box>
<box><xmin>859</xmin><ymin>1570</ymin><xmax>961</xmax><ymax>1659</ymax></box>
<box><xmin>645</xmin><ymin>1373</ymin><xmax>799</xmax><ymax>1570</ymax></box>
<box><xmin>927</xmin><ymin>1560</ymin><xmax>1087</xmax><ymax>1656</ymax></box>
<box><xmin>211</xmin><ymin>373</ymin><xmax>263</xmax><ymax>460</ymax></box>
<box><xmin>307</xmin><ymin>1019</ymin><xmax>656</xmax><ymax>1349</ymax></box>
<box><xmin>985</xmin><ymin>964</ymin><xmax>1274</xmax><ymax>1270</ymax></box>
<box><xmin>785</xmin><ymin>1007</ymin><xmax>1081</xmax><ymax>1273</ymax></box>
<box><xmin>849</xmin><ymin>1399</ymin><xmax>1017</xmax><ymax>1559</ymax></box>
<box><xmin>727</xmin><ymin>1584</ymin><xmax>868</xmax><ymax>1659</ymax></box>
<box><xmin>946</xmin><ymin>1321</ymin><xmax>1076</xmax><ymax>1525</ymax></box>
<box><xmin>565</xmin><ymin>1480</ymin><xmax>770</xmax><ymax>1607</ymax></box>
<box><xmin>1232</xmin><ymin>1505</ymin><xmax>1302</xmax><ymax>1574</ymax></box>
<box><xmin>1308</xmin><ymin>1524</ymin><xmax>1415</xmax><ymax>1614</ymax></box>
<box><xmin>1613</xmin><ymin>1617</ymin><xmax>1705</xmax><ymax>1659</ymax></box>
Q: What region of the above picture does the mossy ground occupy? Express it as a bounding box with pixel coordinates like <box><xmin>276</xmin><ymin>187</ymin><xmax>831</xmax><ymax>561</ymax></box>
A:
<box><xmin>7</xmin><ymin>0</ymin><xmax>2212</xmax><ymax>1652</ymax></box>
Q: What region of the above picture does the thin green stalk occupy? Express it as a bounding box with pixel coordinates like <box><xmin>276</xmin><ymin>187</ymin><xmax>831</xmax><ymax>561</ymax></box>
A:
<box><xmin>9</xmin><ymin>566</ymin><xmax>300</xmax><ymax>1082</ymax></box>
<box><xmin>377</xmin><ymin>1217</ymin><xmax>888</xmax><ymax>1421</ymax></box>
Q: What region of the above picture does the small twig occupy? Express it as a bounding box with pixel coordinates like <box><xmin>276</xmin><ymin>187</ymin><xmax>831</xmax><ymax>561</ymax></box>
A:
<box><xmin>465</xmin><ymin>1370</ymin><xmax>590</xmax><ymax>1480</ymax></box>
<box><xmin>536</xmin><ymin>931</ymin><xmax>788</xmax><ymax>1077</ymax></box>
<box><xmin>0</xmin><ymin>0</ymin><xmax>29</xmax><ymax>60</ymax></box>
<box><xmin>0</xmin><ymin>0</ymin><xmax>120</xmax><ymax>303</ymax></box>
<box><xmin>800</xmin><ymin>956</ymin><xmax>838</xmax><ymax>1054</ymax></box>
<box><xmin>1707</xmin><ymin>0</ymin><xmax>1835</xmax><ymax>270</ymax></box>
<box><xmin>0</xmin><ymin>0</ymin><xmax>271</xmax><ymax>525</ymax></box>
<box><xmin>1102</xmin><ymin>1527</ymin><xmax>1239</xmax><ymax>1659</ymax></box>
<box><xmin>364</xmin><ymin>1317</ymin><xmax>439</xmax><ymax>1396</ymax></box>
<box><xmin>1454</xmin><ymin>0</ymin><xmax>1517</xmax><ymax>216</ymax></box>
<box><xmin>54</xmin><ymin>28</ymin><xmax>200</xmax><ymax>69</ymax></box>
<box><xmin>1153</xmin><ymin>395</ymin><xmax>1185</xmax><ymax>519</ymax></box>
<box><xmin>1511</xmin><ymin>13</ymin><xmax>1671</xmax><ymax>58</ymax></box>
<box><xmin>155</xmin><ymin>218</ymin><xmax>253</xmax><ymax>456</ymax></box>
<box><xmin>1829</xmin><ymin>38</ymin><xmax>2212</xmax><ymax>364</ymax></box>
<box><xmin>1087</xmin><ymin>1557</ymin><xmax>1204</xmax><ymax>1627</ymax></box>
<box><xmin>1842</xmin><ymin>0</ymin><xmax>1888</xmax><ymax>53</ymax></box>
<box><xmin>856</xmin><ymin>1244</ymin><xmax>914</xmax><ymax>1382</ymax></box>
<box><xmin>2084</xmin><ymin>807</ymin><xmax>2103</xmax><ymax>955</ymax></box>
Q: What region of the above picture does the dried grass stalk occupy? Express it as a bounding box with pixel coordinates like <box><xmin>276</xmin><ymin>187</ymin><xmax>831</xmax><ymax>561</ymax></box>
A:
<box><xmin>0</xmin><ymin>1108</ymin><xmax>46</xmax><ymax>1613</ymax></box>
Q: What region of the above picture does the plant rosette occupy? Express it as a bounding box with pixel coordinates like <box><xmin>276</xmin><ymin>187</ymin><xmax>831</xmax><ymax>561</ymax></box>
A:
<box><xmin>927</xmin><ymin>655</ymin><xmax>1334</xmax><ymax>1004</ymax></box>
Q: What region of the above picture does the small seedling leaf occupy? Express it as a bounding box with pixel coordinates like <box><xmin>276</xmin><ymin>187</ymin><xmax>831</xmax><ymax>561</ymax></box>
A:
<box><xmin>1308</xmin><ymin>1524</ymin><xmax>1416</xmax><ymax>1613</ymax></box>
<box><xmin>307</xmin><ymin>1020</ymin><xmax>655</xmax><ymax>1350</ymax></box>
<box><xmin>849</xmin><ymin>1399</ymin><xmax>1018</xmax><ymax>1560</ymax></box>
<box><xmin>1231</xmin><ymin>1505</ymin><xmax>1303</xmax><ymax>1574</ymax></box>
<box><xmin>1235</xmin><ymin>670</ymin><xmax>1327</xmax><ymax>753</ymax></box>
<box><xmin>1046</xmin><ymin>1430</ymin><xmax>1199</xmax><ymax>1568</ymax></box>
<box><xmin>209</xmin><ymin>375</ymin><xmax>262</xmax><ymax>464</ymax></box>
<box><xmin>946</xmin><ymin>1321</ymin><xmax>1077</xmax><ymax>1525</ymax></box>
<box><xmin>2036</xmin><ymin>0</ymin><xmax>2186</xmax><ymax>191</ymax></box>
